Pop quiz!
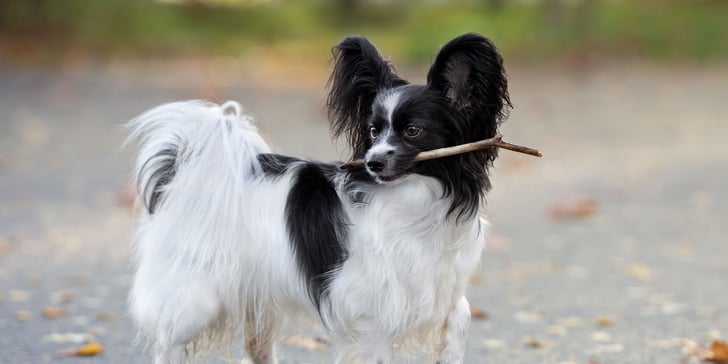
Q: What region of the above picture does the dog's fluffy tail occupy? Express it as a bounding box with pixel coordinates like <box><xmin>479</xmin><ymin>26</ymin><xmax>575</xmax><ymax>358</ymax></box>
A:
<box><xmin>125</xmin><ymin>101</ymin><xmax>271</xmax><ymax>359</ymax></box>
<box><xmin>127</xmin><ymin>100</ymin><xmax>270</xmax><ymax>215</ymax></box>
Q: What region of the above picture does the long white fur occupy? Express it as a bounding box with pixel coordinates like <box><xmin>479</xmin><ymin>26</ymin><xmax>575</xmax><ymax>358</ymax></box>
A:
<box><xmin>127</xmin><ymin>100</ymin><xmax>485</xmax><ymax>364</ymax></box>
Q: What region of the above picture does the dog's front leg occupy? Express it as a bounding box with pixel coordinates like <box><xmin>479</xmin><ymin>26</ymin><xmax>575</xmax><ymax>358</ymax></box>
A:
<box><xmin>436</xmin><ymin>296</ymin><xmax>471</xmax><ymax>364</ymax></box>
<box><xmin>334</xmin><ymin>336</ymin><xmax>394</xmax><ymax>364</ymax></box>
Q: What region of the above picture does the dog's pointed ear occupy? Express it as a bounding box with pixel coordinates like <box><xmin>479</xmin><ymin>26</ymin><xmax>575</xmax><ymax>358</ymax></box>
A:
<box><xmin>327</xmin><ymin>36</ymin><xmax>408</xmax><ymax>158</ymax></box>
<box><xmin>427</xmin><ymin>33</ymin><xmax>511</xmax><ymax>147</ymax></box>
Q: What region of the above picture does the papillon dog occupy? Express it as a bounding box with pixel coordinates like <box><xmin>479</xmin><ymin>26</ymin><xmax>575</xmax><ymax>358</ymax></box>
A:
<box><xmin>127</xmin><ymin>33</ymin><xmax>510</xmax><ymax>364</ymax></box>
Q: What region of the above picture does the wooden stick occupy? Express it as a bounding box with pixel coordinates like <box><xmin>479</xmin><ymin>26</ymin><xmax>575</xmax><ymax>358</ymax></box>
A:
<box><xmin>338</xmin><ymin>134</ymin><xmax>542</xmax><ymax>171</ymax></box>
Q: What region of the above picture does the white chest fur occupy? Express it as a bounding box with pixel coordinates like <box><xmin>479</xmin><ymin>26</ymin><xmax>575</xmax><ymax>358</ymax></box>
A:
<box><xmin>324</xmin><ymin>175</ymin><xmax>484</xmax><ymax>344</ymax></box>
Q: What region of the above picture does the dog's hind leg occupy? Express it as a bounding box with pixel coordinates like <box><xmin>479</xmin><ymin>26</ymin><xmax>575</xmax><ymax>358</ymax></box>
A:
<box><xmin>153</xmin><ymin>346</ymin><xmax>184</xmax><ymax>364</ymax></box>
<box><xmin>131</xmin><ymin>269</ymin><xmax>224</xmax><ymax>364</ymax></box>
<box><xmin>243</xmin><ymin>309</ymin><xmax>279</xmax><ymax>364</ymax></box>
<box><xmin>436</xmin><ymin>296</ymin><xmax>471</xmax><ymax>364</ymax></box>
<box><xmin>244</xmin><ymin>335</ymin><xmax>277</xmax><ymax>364</ymax></box>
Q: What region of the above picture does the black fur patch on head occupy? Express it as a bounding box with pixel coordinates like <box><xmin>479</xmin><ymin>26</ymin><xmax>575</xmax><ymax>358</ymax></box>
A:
<box><xmin>424</xmin><ymin>33</ymin><xmax>511</xmax><ymax>220</ymax></box>
<box><xmin>138</xmin><ymin>145</ymin><xmax>178</xmax><ymax>214</ymax></box>
<box><xmin>427</xmin><ymin>33</ymin><xmax>511</xmax><ymax>169</ymax></box>
<box><xmin>327</xmin><ymin>35</ymin><xmax>409</xmax><ymax>159</ymax></box>
<box><xmin>285</xmin><ymin>162</ymin><xmax>349</xmax><ymax>310</ymax></box>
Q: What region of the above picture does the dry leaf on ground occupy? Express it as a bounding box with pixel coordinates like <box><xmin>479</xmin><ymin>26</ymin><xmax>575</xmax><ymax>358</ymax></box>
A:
<box><xmin>0</xmin><ymin>236</ymin><xmax>20</xmax><ymax>256</ymax></box>
<box><xmin>706</xmin><ymin>340</ymin><xmax>728</xmax><ymax>363</ymax></box>
<box><xmin>59</xmin><ymin>342</ymin><xmax>104</xmax><ymax>357</ymax></box>
<box><xmin>625</xmin><ymin>263</ymin><xmax>654</xmax><ymax>281</ymax></box>
<box><xmin>470</xmin><ymin>305</ymin><xmax>488</xmax><ymax>320</ymax></box>
<box><xmin>596</xmin><ymin>316</ymin><xmax>614</xmax><ymax>327</ymax></box>
<box><xmin>96</xmin><ymin>312</ymin><xmax>118</xmax><ymax>322</ymax></box>
<box><xmin>43</xmin><ymin>306</ymin><xmax>69</xmax><ymax>318</ymax></box>
<box><xmin>523</xmin><ymin>336</ymin><xmax>551</xmax><ymax>349</ymax></box>
<box><xmin>50</xmin><ymin>291</ymin><xmax>75</xmax><ymax>304</ymax></box>
<box><xmin>549</xmin><ymin>196</ymin><xmax>598</xmax><ymax>220</ymax></box>
<box><xmin>282</xmin><ymin>336</ymin><xmax>327</xmax><ymax>351</ymax></box>
<box><xmin>44</xmin><ymin>332</ymin><xmax>95</xmax><ymax>344</ymax></box>
<box><xmin>16</xmin><ymin>310</ymin><xmax>32</xmax><ymax>321</ymax></box>
<box><xmin>469</xmin><ymin>273</ymin><xmax>484</xmax><ymax>285</ymax></box>
<box><xmin>9</xmin><ymin>290</ymin><xmax>29</xmax><ymax>303</ymax></box>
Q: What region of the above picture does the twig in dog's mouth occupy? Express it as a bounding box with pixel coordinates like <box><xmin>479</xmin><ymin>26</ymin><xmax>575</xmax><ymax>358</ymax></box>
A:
<box><xmin>338</xmin><ymin>134</ymin><xmax>542</xmax><ymax>171</ymax></box>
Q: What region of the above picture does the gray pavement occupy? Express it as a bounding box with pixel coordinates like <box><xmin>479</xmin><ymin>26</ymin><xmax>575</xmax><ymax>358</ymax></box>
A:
<box><xmin>0</xmin><ymin>61</ymin><xmax>726</xmax><ymax>363</ymax></box>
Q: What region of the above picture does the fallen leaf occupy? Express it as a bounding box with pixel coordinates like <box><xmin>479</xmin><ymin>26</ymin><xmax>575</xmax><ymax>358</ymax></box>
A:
<box><xmin>549</xmin><ymin>196</ymin><xmax>598</xmax><ymax>220</ymax></box>
<box><xmin>43</xmin><ymin>306</ymin><xmax>68</xmax><ymax>319</ymax></box>
<box><xmin>50</xmin><ymin>291</ymin><xmax>75</xmax><ymax>304</ymax></box>
<box><xmin>707</xmin><ymin>340</ymin><xmax>728</xmax><ymax>363</ymax></box>
<box><xmin>591</xmin><ymin>331</ymin><xmax>612</xmax><ymax>342</ymax></box>
<box><xmin>43</xmin><ymin>332</ymin><xmax>95</xmax><ymax>344</ymax></box>
<box><xmin>16</xmin><ymin>310</ymin><xmax>32</xmax><ymax>321</ymax></box>
<box><xmin>596</xmin><ymin>316</ymin><xmax>614</xmax><ymax>327</ymax></box>
<box><xmin>282</xmin><ymin>336</ymin><xmax>327</xmax><ymax>351</ymax></box>
<box><xmin>523</xmin><ymin>336</ymin><xmax>551</xmax><ymax>349</ymax></box>
<box><xmin>515</xmin><ymin>311</ymin><xmax>541</xmax><ymax>323</ymax></box>
<box><xmin>0</xmin><ymin>236</ymin><xmax>20</xmax><ymax>256</ymax></box>
<box><xmin>559</xmin><ymin>316</ymin><xmax>586</xmax><ymax>328</ymax></box>
<box><xmin>59</xmin><ymin>342</ymin><xmax>104</xmax><ymax>357</ymax></box>
<box><xmin>9</xmin><ymin>290</ymin><xmax>29</xmax><ymax>303</ymax></box>
<box><xmin>469</xmin><ymin>273</ymin><xmax>484</xmax><ymax>285</ymax></box>
<box><xmin>96</xmin><ymin>312</ymin><xmax>118</xmax><ymax>322</ymax></box>
<box><xmin>625</xmin><ymin>263</ymin><xmax>654</xmax><ymax>281</ymax></box>
<box><xmin>547</xmin><ymin>325</ymin><xmax>568</xmax><ymax>336</ymax></box>
<box><xmin>482</xmin><ymin>339</ymin><xmax>506</xmax><ymax>350</ymax></box>
<box><xmin>470</xmin><ymin>305</ymin><xmax>488</xmax><ymax>320</ymax></box>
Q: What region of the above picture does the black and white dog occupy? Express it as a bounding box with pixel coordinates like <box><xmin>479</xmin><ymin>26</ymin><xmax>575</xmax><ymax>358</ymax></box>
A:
<box><xmin>127</xmin><ymin>33</ymin><xmax>510</xmax><ymax>364</ymax></box>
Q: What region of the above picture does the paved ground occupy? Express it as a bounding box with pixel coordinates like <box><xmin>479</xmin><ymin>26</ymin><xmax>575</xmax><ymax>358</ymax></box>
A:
<box><xmin>0</xmin><ymin>60</ymin><xmax>726</xmax><ymax>363</ymax></box>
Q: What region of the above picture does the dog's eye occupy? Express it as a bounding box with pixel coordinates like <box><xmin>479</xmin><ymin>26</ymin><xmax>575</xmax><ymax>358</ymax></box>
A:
<box><xmin>404</xmin><ymin>125</ymin><xmax>421</xmax><ymax>137</ymax></box>
<box><xmin>369</xmin><ymin>127</ymin><xmax>380</xmax><ymax>139</ymax></box>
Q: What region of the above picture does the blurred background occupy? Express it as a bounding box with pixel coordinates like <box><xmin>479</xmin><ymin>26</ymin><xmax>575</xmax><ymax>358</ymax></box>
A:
<box><xmin>1</xmin><ymin>0</ymin><xmax>727</xmax><ymax>363</ymax></box>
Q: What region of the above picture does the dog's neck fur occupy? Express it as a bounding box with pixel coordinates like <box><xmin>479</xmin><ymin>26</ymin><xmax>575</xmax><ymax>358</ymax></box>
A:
<box><xmin>325</xmin><ymin>173</ymin><xmax>484</xmax><ymax>358</ymax></box>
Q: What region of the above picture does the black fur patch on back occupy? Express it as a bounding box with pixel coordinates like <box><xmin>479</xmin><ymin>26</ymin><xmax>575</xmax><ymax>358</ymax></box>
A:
<box><xmin>285</xmin><ymin>162</ymin><xmax>349</xmax><ymax>310</ymax></box>
<box><xmin>138</xmin><ymin>146</ymin><xmax>177</xmax><ymax>214</ymax></box>
<box><xmin>257</xmin><ymin>153</ymin><xmax>302</xmax><ymax>177</ymax></box>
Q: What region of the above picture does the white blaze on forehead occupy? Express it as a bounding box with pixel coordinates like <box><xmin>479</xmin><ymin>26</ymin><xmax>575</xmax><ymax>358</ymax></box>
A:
<box><xmin>380</xmin><ymin>90</ymin><xmax>402</xmax><ymax>127</ymax></box>
<box><xmin>366</xmin><ymin>90</ymin><xmax>402</xmax><ymax>160</ymax></box>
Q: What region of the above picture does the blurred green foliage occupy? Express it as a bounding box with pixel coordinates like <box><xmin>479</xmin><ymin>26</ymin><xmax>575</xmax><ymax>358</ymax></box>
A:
<box><xmin>1</xmin><ymin>0</ymin><xmax>727</xmax><ymax>64</ymax></box>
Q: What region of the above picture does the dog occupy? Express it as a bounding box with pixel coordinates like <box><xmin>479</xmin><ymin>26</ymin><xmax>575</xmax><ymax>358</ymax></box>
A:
<box><xmin>127</xmin><ymin>32</ymin><xmax>510</xmax><ymax>364</ymax></box>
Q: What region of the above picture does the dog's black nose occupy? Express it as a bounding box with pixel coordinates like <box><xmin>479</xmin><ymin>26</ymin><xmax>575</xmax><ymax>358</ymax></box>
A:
<box><xmin>366</xmin><ymin>159</ymin><xmax>385</xmax><ymax>173</ymax></box>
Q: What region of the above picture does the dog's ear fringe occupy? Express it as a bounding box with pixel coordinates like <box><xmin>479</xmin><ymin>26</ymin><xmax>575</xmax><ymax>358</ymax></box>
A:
<box><xmin>326</xmin><ymin>36</ymin><xmax>408</xmax><ymax>159</ymax></box>
<box><xmin>427</xmin><ymin>33</ymin><xmax>512</xmax><ymax>163</ymax></box>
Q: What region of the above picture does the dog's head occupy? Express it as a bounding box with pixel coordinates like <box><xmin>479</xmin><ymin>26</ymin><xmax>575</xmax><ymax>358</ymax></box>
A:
<box><xmin>327</xmin><ymin>33</ymin><xmax>511</xmax><ymax>219</ymax></box>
